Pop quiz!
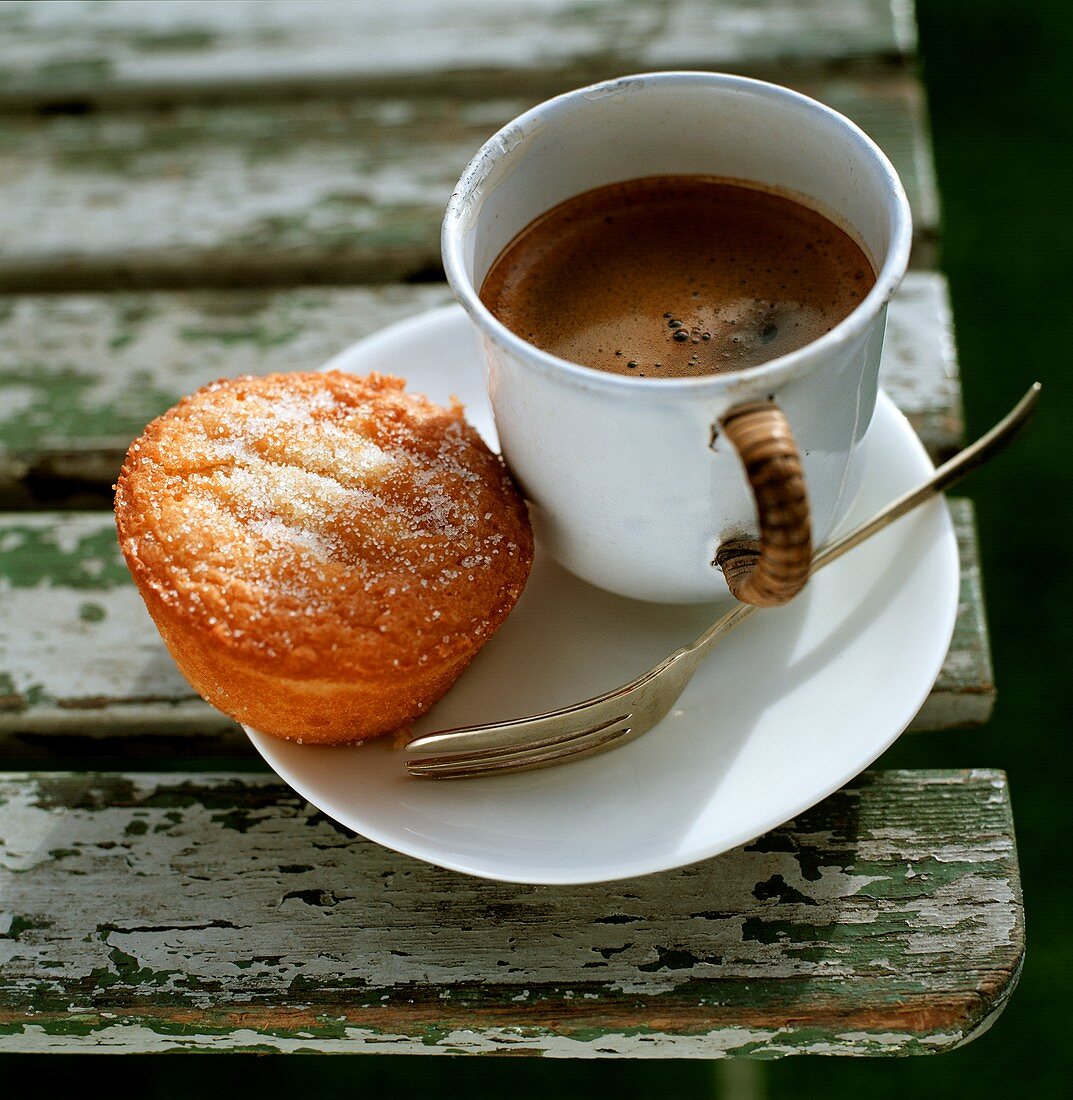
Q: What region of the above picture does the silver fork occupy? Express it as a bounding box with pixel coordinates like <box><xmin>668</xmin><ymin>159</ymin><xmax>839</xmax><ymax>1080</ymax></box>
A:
<box><xmin>405</xmin><ymin>385</ymin><xmax>1040</xmax><ymax>779</ymax></box>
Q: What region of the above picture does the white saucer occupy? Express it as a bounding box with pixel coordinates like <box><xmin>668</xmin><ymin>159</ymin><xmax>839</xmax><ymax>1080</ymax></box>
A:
<box><xmin>246</xmin><ymin>305</ymin><xmax>959</xmax><ymax>885</ymax></box>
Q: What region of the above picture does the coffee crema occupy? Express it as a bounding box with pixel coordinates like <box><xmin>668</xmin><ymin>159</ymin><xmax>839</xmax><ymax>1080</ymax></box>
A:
<box><xmin>480</xmin><ymin>176</ymin><xmax>876</xmax><ymax>378</ymax></box>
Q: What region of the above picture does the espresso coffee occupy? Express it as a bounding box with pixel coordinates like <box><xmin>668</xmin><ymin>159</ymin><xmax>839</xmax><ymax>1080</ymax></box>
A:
<box><xmin>480</xmin><ymin>176</ymin><xmax>876</xmax><ymax>378</ymax></box>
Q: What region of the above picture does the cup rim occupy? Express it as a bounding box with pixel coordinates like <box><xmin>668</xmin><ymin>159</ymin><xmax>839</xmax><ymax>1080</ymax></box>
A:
<box><xmin>441</xmin><ymin>70</ymin><xmax>913</xmax><ymax>395</ymax></box>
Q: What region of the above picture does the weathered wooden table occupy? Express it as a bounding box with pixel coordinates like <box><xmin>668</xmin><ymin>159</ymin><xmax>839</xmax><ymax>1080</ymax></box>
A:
<box><xmin>0</xmin><ymin>0</ymin><xmax>1022</xmax><ymax>1058</ymax></box>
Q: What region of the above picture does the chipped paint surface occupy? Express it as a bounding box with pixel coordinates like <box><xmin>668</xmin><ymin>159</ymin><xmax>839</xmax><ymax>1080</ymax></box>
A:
<box><xmin>0</xmin><ymin>501</ymin><xmax>991</xmax><ymax>734</ymax></box>
<box><xmin>0</xmin><ymin>2</ymin><xmax>907</xmax><ymax>106</ymax></box>
<box><xmin>0</xmin><ymin>74</ymin><xmax>934</xmax><ymax>293</ymax></box>
<box><xmin>0</xmin><ymin>274</ymin><xmax>959</xmax><ymax>489</ymax></box>
<box><xmin>915</xmin><ymin>507</ymin><xmax>995</xmax><ymax>729</ymax></box>
<box><xmin>0</xmin><ymin>97</ymin><xmax>482</xmax><ymax>288</ymax></box>
<box><xmin>882</xmin><ymin>274</ymin><xmax>962</xmax><ymax>459</ymax></box>
<box><xmin>0</xmin><ymin>514</ymin><xmax>211</xmax><ymax>725</ymax></box>
<box><xmin>0</xmin><ymin>770</ymin><xmax>1023</xmax><ymax>1055</ymax></box>
<box><xmin>0</xmin><ymin>285</ymin><xmax>451</xmax><ymax>479</ymax></box>
<box><xmin>0</xmin><ymin>0</ymin><xmax>1014</xmax><ymax>1064</ymax></box>
<box><xmin>0</xmin><ymin>1022</ymin><xmax>966</xmax><ymax>1057</ymax></box>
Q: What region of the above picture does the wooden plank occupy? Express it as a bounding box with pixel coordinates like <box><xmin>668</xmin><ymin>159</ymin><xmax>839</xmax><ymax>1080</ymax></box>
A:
<box><xmin>0</xmin><ymin>285</ymin><xmax>454</xmax><ymax>493</ymax></box>
<box><xmin>0</xmin><ymin>769</ymin><xmax>1022</xmax><ymax>1055</ymax></box>
<box><xmin>0</xmin><ymin>0</ymin><xmax>914</xmax><ymax>108</ymax></box>
<box><xmin>0</xmin><ymin>272</ymin><xmax>961</xmax><ymax>502</ymax></box>
<box><xmin>882</xmin><ymin>270</ymin><xmax>962</xmax><ymax>459</ymax></box>
<box><xmin>0</xmin><ymin>73</ymin><xmax>937</xmax><ymax>293</ymax></box>
<box><xmin>0</xmin><ymin>499</ymin><xmax>993</xmax><ymax>746</ymax></box>
<box><xmin>914</xmin><ymin>506</ymin><xmax>994</xmax><ymax>729</ymax></box>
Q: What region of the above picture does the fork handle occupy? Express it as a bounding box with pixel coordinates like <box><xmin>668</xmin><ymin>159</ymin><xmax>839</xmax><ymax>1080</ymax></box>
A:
<box><xmin>689</xmin><ymin>383</ymin><xmax>1041</xmax><ymax>661</ymax></box>
<box><xmin>813</xmin><ymin>382</ymin><xmax>1040</xmax><ymax>572</ymax></box>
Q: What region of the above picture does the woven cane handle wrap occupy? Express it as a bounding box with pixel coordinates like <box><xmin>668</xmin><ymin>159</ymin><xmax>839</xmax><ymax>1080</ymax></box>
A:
<box><xmin>715</xmin><ymin>402</ymin><xmax>812</xmax><ymax>607</ymax></box>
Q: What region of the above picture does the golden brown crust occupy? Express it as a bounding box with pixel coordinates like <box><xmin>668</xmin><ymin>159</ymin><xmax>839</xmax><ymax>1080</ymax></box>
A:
<box><xmin>114</xmin><ymin>371</ymin><xmax>533</xmax><ymax>744</ymax></box>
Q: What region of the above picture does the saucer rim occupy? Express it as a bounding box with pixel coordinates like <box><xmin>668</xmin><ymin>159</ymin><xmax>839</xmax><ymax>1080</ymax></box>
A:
<box><xmin>246</xmin><ymin>305</ymin><xmax>958</xmax><ymax>884</ymax></box>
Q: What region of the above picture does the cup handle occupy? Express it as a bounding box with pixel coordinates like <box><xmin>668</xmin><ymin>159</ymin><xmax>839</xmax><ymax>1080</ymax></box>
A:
<box><xmin>714</xmin><ymin>401</ymin><xmax>812</xmax><ymax>607</ymax></box>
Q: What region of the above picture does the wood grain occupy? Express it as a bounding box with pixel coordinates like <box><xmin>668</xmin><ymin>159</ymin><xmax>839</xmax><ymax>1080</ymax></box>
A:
<box><xmin>0</xmin><ymin>73</ymin><xmax>935</xmax><ymax>293</ymax></box>
<box><xmin>0</xmin><ymin>500</ymin><xmax>992</xmax><ymax>748</ymax></box>
<box><xmin>0</xmin><ymin>769</ymin><xmax>1022</xmax><ymax>1055</ymax></box>
<box><xmin>0</xmin><ymin>0</ymin><xmax>914</xmax><ymax>107</ymax></box>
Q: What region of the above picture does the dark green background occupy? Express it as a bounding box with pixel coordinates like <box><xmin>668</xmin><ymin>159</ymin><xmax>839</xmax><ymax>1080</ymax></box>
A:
<box><xmin>5</xmin><ymin>0</ymin><xmax>1070</xmax><ymax>1093</ymax></box>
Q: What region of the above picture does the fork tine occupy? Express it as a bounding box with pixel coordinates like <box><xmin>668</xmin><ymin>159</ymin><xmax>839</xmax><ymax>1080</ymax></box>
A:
<box><xmin>403</xmin><ymin>391</ymin><xmax>1041</xmax><ymax>780</ymax></box>
<box><xmin>407</xmin><ymin>711</ymin><xmax>631</xmax><ymax>763</ymax></box>
<box><xmin>406</xmin><ymin>716</ymin><xmax>638</xmax><ymax>778</ymax></box>
<box><xmin>405</xmin><ymin>698</ymin><xmax>634</xmax><ymax>758</ymax></box>
<box><xmin>405</xmin><ymin>646</ymin><xmax>697</xmax><ymax>763</ymax></box>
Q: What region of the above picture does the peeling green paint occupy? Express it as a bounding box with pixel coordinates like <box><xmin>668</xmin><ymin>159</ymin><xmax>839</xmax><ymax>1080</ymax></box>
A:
<box><xmin>0</xmin><ymin>771</ymin><xmax>1021</xmax><ymax>1056</ymax></box>
<box><xmin>88</xmin><ymin>945</ymin><xmax>196</xmax><ymax>991</ymax></box>
<box><xmin>28</xmin><ymin>775</ymin><xmax>300</xmax><ymax>813</ymax></box>
<box><xmin>0</xmin><ymin>671</ymin><xmax>18</xmax><ymax>705</ymax></box>
<box><xmin>227</xmin><ymin>203</ymin><xmax>435</xmax><ymax>253</ymax></box>
<box><xmin>0</xmin><ymin>367</ymin><xmax>175</xmax><ymax>453</ymax></box>
<box><xmin>0</xmin><ymin>1010</ymin><xmax>976</xmax><ymax>1055</ymax></box>
<box><xmin>0</xmin><ymin>522</ymin><xmax>128</xmax><ymax>589</ymax></box>
<box><xmin>179</xmin><ymin>325</ymin><xmax>300</xmax><ymax>348</ymax></box>
<box><xmin>742</xmin><ymin>912</ymin><xmax>922</xmax><ymax>950</ymax></box>
<box><xmin>117</xmin><ymin>302</ymin><xmax>160</xmax><ymax>327</ymax></box>
<box><xmin>1</xmin><ymin>915</ymin><xmax>53</xmax><ymax>940</ymax></box>
<box><xmin>855</xmin><ymin>858</ymin><xmax>987</xmax><ymax>899</ymax></box>
<box><xmin>132</xmin><ymin>30</ymin><xmax>218</xmax><ymax>53</ymax></box>
<box><xmin>0</xmin><ymin>677</ymin><xmax>47</xmax><ymax>712</ymax></box>
<box><xmin>32</xmin><ymin>57</ymin><xmax>113</xmax><ymax>88</ymax></box>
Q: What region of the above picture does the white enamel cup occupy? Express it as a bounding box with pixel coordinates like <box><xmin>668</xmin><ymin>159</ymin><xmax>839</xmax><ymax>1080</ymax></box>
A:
<box><xmin>442</xmin><ymin>72</ymin><xmax>912</xmax><ymax>604</ymax></box>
